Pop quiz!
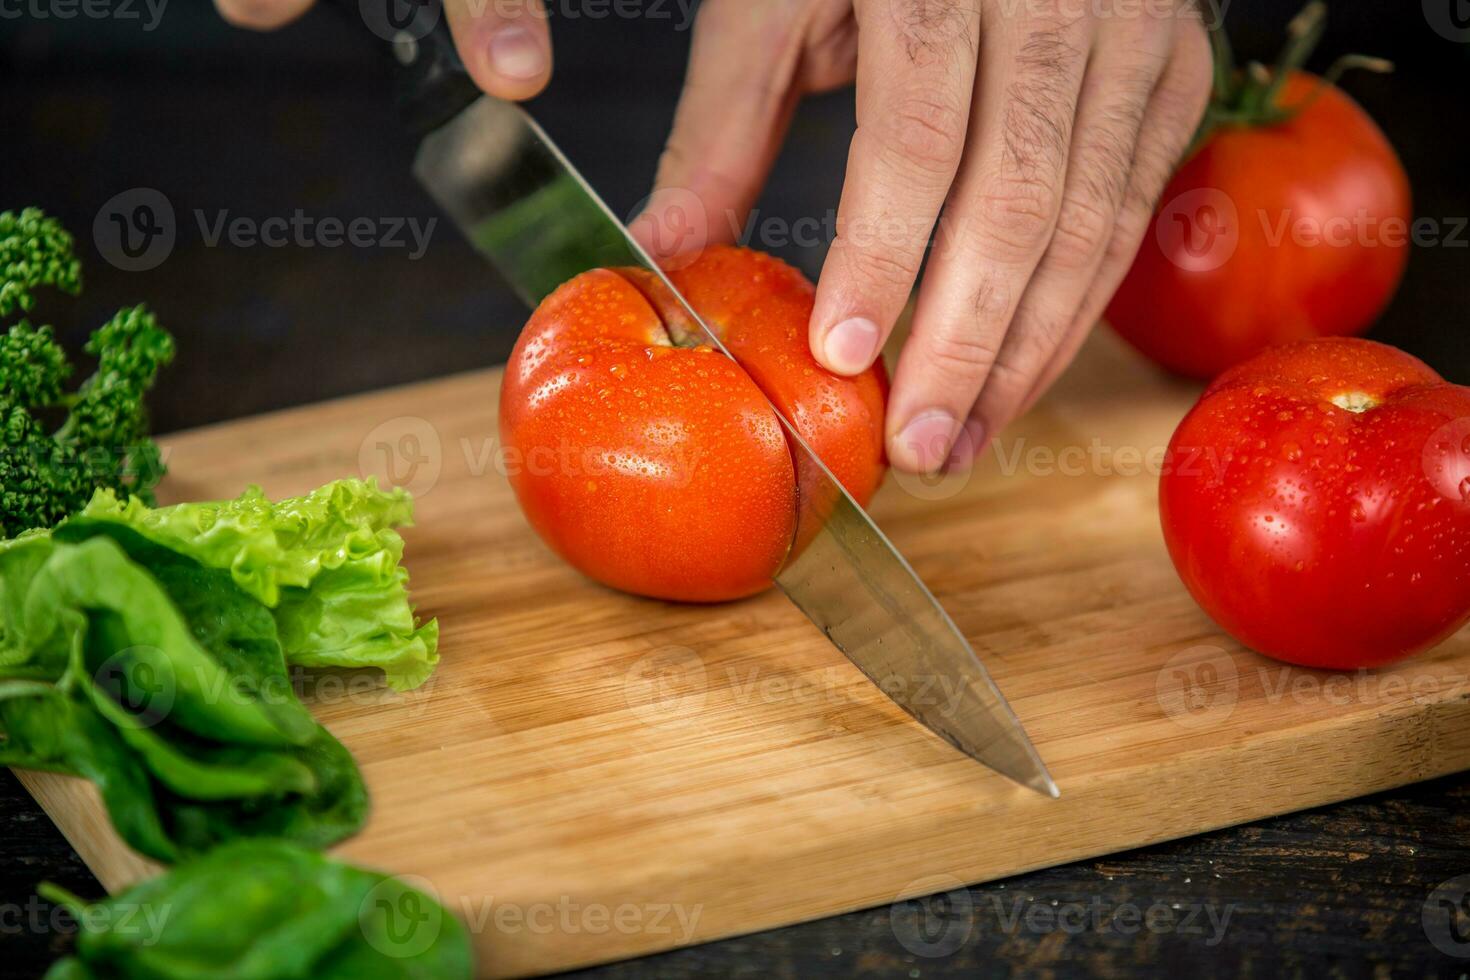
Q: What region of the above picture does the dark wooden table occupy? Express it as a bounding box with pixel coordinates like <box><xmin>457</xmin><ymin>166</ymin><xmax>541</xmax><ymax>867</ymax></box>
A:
<box><xmin>4</xmin><ymin>2</ymin><xmax>1469</xmax><ymax>976</ymax></box>
<box><xmin>6</xmin><ymin>770</ymin><xmax>1468</xmax><ymax>976</ymax></box>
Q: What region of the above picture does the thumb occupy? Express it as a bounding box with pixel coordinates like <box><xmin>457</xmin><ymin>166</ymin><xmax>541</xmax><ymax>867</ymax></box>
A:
<box><xmin>444</xmin><ymin>0</ymin><xmax>554</xmax><ymax>102</ymax></box>
<box><xmin>214</xmin><ymin>0</ymin><xmax>315</xmax><ymax>30</ymax></box>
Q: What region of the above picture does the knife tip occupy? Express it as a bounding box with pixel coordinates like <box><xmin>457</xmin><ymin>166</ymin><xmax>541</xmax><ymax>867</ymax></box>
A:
<box><xmin>1032</xmin><ymin>770</ymin><xmax>1061</xmax><ymax>799</ymax></box>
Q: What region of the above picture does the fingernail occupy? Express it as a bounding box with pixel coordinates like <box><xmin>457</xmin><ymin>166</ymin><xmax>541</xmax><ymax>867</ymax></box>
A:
<box><xmin>944</xmin><ymin>418</ymin><xmax>988</xmax><ymax>471</ymax></box>
<box><xmin>893</xmin><ymin>410</ymin><xmax>958</xmax><ymax>474</ymax></box>
<box><xmin>487</xmin><ymin>25</ymin><xmax>546</xmax><ymax>81</ymax></box>
<box><xmin>822</xmin><ymin>317</ymin><xmax>880</xmax><ymax>375</ymax></box>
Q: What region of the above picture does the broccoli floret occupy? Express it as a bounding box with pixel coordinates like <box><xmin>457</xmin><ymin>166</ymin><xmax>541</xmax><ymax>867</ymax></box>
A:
<box><xmin>0</xmin><ymin>209</ymin><xmax>174</xmax><ymax>538</ymax></box>
<box><xmin>0</xmin><ymin>208</ymin><xmax>80</xmax><ymax>319</ymax></box>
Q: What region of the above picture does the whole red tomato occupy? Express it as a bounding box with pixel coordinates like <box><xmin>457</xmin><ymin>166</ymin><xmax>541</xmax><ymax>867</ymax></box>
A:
<box><xmin>1107</xmin><ymin>70</ymin><xmax>1411</xmax><ymax>379</ymax></box>
<box><xmin>499</xmin><ymin>246</ymin><xmax>887</xmax><ymax>602</ymax></box>
<box><xmin>1160</xmin><ymin>338</ymin><xmax>1470</xmax><ymax>668</ymax></box>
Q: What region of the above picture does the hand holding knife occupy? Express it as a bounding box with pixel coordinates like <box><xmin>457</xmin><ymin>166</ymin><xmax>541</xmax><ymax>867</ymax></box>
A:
<box><xmin>322</xmin><ymin>0</ymin><xmax>1058</xmax><ymax>797</ymax></box>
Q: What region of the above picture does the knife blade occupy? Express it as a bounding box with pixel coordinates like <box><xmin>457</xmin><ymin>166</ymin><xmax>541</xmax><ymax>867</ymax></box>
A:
<box><xmin>397</xmin><ymin>26</ymin><xmax>1055</xmax><ymax>796</ymax></box>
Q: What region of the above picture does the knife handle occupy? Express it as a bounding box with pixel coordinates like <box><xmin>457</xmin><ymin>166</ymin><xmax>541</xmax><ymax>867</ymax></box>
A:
<box><xmin>326</xmin><ymin>0</ymin><xmax>482</xmax><ymax>137</ymax></box>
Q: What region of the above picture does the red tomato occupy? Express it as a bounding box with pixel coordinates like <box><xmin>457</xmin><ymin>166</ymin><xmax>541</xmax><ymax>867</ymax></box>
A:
<box><xmin>1160</xmin><ymin>338</ymin><xmax>1470</xmax><ymax>668</ymax></box>
<box><xmin>499</xmin><ymin>246</ymin><xmax>887</xmax><ymax>602</ymax></box>
<box><xmin>1107</xmin><ymin>72</ymin><xmax>1411</xmax><ymax>379</ymax></box>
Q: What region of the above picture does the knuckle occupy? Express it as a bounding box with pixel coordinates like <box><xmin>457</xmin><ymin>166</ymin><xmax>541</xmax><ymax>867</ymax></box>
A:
<box><xmin>881</xmin><ymin>94</ymin><xmax>969</xmax><ymax>179</ymax></box>
<box><xmin>1047</xmin><ymin>192</ymin><xmax>1114</xmax><ymax>271</ymax></box>
<box><xmin>1015</xmin><ymin>303</ymin><xmax>1073</xmax><ymax>354</ymax></box>
<box><xmin>842</xmin><ymin>243</ymin><xmax>922</xmax><ymax>293</ymax></box>
<box><xmin>1077</xmin><ymin>131</ymin><xmax>1136</xmax><ymax>212</ymax></box>
<box><xmin>1102</xmin><ymin>67</ymin><xmax>1161</xmax><ymax>132</ymax></box>
<box><xmin>968</xmin><ymin>277</ymin><xmax>1015</xmax><ymax>323</ymax></box>
<box><xmin>1102</xmin><ymin>213</ymin><xmax>1149</xmax><ymax>271</ymax></box>
<box><xmin>980</xmin><ymin>354</ymin><xmax>1036</xmax><ymax>405</ymax></box>
<box><xmin>972</xmin><ymin>176</ymin><xmax>1061</xmax><ymax>256</ymax></box>
<box><xmin>1001</xmin><ymin>85</ymin><xmax>1073</xmax><ymax>179</ymax></box>
<box><xmin>924</xmin><ymin>325</ymin><xmax>1002</xmax><ymax>383</ymax></box>
<box><xmin>999</xmin><ymin>28</ymin><xmax>1084</xmax><ymax>175</ymax></box>
<box><xmin>891</xmin><ymin>0</ymin><xmax>974</xmax><ymax>61</ymax></box>
<box><xmin>977</xmin><ymin>311</ymin><xmax>1069</xmax><ymax>417</ymax></box>
<box><xmin>1123</xmin><ymin>142</ymin><xmax>1181</xmax><ymax>217</ymax></box>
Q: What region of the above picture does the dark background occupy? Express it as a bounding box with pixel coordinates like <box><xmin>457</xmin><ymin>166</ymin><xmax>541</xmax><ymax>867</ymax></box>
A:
<box><xmin>3</xmin><ymin>1</ymin><xmax>1470</xmax><ymax>976</ymax></box>
<box><xmin>1</xmin><ymin>2</ymin><xmax>1468</xmax><ymax>432</ymax></box>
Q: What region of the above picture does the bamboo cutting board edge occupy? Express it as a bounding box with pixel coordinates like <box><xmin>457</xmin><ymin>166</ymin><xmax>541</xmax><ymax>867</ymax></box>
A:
<box><xmin>17</xmin><ymin>687</ymin><xmax>1470</xmax><ymax>977</ymax></box>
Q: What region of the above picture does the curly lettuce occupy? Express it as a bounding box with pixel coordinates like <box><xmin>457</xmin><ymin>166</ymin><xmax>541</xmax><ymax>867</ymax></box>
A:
<box><xmin>76</xmin><ymin>479</ymin><xmax>439</xmax><ymax>691</ymax></box>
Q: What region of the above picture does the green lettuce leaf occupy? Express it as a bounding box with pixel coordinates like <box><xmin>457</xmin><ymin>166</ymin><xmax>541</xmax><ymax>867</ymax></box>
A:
<box><xmin>78</xmin><ymin>479</ymin><xmax>438</xmax><ymax>690</ymax></box>
<box><xmin>0</xmin><ymin>532</ymin><xmax>369</xmax><ymax>862</ymax></box>
<box><xmin>40</xmin><ymin>839</ymin><xmax>473</xmax><ymax>980</ymax></box>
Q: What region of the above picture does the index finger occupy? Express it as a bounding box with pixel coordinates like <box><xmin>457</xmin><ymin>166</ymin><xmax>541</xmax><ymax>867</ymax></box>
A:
<box><xmin>808</xmin><ymin>0</ymin><xmax>981</xmax><ymax>378</ymax></box>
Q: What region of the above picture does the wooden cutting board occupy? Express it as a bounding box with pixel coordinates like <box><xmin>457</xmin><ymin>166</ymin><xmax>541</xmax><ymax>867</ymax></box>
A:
<box><xmin>17</xmin><ymin>331</ymin><xmax>1470</xmax><ymax>977</ymax></box>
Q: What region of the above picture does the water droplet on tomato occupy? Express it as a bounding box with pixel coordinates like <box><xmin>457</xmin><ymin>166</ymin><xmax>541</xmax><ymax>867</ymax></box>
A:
<box><xmin>1460</xmin><ymin>476</ymin><xmax>1470</xmax><ymax>501</ymax></box>
<box><xmin>1350</xmin><ymin>501</ymin><xmax>1367</xmax><ymax>522</ymax></box>
<box><xmin>1281</xmin><ymin>442</ymin><xmax>1302</xmax><ymax>462</ymax></box>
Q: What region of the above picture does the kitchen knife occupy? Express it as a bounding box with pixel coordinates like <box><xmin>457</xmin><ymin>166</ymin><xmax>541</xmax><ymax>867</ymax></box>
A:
<box><xmin>377</xmin><ymin>1</ymin><xmax>1057</xmax><ymax>797</ymax></box>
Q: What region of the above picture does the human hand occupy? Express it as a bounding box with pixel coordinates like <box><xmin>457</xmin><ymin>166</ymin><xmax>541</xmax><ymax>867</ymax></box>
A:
<box><xmin>634</xmin><ymin>0</ymin><xmax>1214</xmax><ymax>473</ymax></box>
<box><xmin>213</xmin><ymin>0</ymin><xmax>554</xmax><ymax>100</ymax></box>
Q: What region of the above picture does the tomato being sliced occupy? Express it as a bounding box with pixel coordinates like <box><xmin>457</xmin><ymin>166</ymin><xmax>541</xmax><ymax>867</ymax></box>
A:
<box><xmin>499</xmin><ymin>246</ymin><xmax>888</xmax><ymax>603</ymax></box>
